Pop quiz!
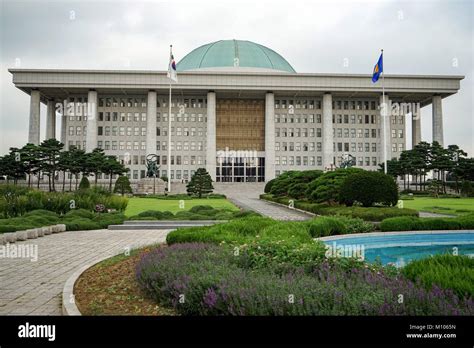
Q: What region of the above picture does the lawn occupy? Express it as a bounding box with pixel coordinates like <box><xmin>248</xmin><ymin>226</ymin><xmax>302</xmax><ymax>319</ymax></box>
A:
<box><xmin>402</xmin><ymin>197</ymin><xmax>474</xmax><ymax>216</ymax></box>
<box><xmin>124</xmin><ymin>197</ymin><xmax>239</xmax><ymax>216</ymax></box>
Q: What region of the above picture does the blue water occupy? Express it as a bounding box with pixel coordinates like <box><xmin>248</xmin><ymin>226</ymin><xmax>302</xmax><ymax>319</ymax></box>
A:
<box><xmin>323</xmin><ymin>232</ymin><xmax>474</xmax><ymax>267</ymax></box>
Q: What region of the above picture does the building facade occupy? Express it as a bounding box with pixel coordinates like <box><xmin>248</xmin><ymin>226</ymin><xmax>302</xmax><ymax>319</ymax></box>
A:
<box><xmin>9</xmin><ymin>40</ymin><xmax>463</xmax><ymax>185</ymax></box>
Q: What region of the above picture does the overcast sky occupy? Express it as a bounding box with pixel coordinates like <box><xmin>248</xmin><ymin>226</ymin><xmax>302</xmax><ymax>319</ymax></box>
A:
<box><xmin>0</xmin><ymin>0</ymin><xmax>472</xmax><ymax>155</ymax></box>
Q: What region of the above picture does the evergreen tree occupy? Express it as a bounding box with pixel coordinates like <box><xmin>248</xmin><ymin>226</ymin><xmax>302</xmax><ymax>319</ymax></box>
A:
<box><xmin>103</xmin><ymin>155</ymin><xmax>128</xmax><ymax>192</ymax></box>
<box><xmin>38</xmin><ymin>139</ymin><xmax>64</xmax><ymax>191</ymax></box>
<box><xmin>114</xmin><ymin>175</ymin><xmax>133</xmax><ymax>196</ymax></box>
<box><xmin>186</xmin><ymin>168</ymin><xmax>214</xmax><ymax>198</ymax></box>
<box><xmin>78</xmin><ymin>176</ymin><xmax>90</xmax><ymax>190</ymax></box>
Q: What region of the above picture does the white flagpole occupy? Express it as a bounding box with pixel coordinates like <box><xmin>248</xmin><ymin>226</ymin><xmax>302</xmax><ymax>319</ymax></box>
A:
<box><xmin>167</xmin><ymin>45</ymin><xmax>172</xmax><ymax>193</ymax></box>
<box><xmin>381</xmin><ymin>49</ymin><xmax>387</xmax><ymax>174</ymax></box>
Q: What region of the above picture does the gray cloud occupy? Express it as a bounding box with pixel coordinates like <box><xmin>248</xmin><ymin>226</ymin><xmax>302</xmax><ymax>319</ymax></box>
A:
<box><xmin>1</xmin><ymin>0</ymin><xmax>472</xmax><ymax>154</ymax></box>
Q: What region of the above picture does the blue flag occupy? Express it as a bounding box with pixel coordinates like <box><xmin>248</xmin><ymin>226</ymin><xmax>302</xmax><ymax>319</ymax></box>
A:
<box><xmin>372</xmin><ymin>52</ymin><xmax>383</xmax><ymax>83</ymax></box>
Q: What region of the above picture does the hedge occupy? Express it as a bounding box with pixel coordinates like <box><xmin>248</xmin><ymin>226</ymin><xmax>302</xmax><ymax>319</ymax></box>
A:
<box><xmin>260</xmin><ymin>194</ymin><xmax>418</xmax><ymax>221</ymax></box>
<box><xmin>380</xmin><ymin>214</ymin><xmax>474</xmax><ymax>232</ymax></box>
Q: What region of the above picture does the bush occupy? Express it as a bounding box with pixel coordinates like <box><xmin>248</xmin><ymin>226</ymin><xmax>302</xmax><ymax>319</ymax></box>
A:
<box><xmin>137</xmin><ymin>210</ymin><xmax>174</xmax><ymax>220</ymax></box>
<box><xmin>78</xmin><ymin>176</ymin><xmax>90</xmax><ymax>190</ymax></box>
<box><xmin>93</xmin><ymin>212</ymin><xmax>126</xmax><ymax>228</ymax></box>
<box><xmin>288</xmin><ymin>183</ymin><xmax>309</xmax><ymax>200</ymax></box>
<box><xmin>339</xmin><ymin>171</ymin><xmax>398</xmax><ymax>207</ymax></box>
<box><xmin>380</xmin><ymin>214</ymin><xmax>474</xmax><ymax>232</ymax></box>
<box><xmin>64</xmin><ymin>218</ymin><xmax>100</xmax><ymax>231</ymax></box>
<box><xmin>260</xmin><ymin>194</ymin><xmax>418</xmax><ymax>221</ymax></box>
<box><xmin>402</xmin><ymin>255</ymin><xmax>474</xmax><ymax>299</ymax></box>
<box><xmin>264</xmin><ymin>178</ymin><xmax>277</xmax><ymax>193</ymax></box>
<box><xmin>114</xmin><ymin>176</ymin><xmax>133</xmax><ymax>196</ymax></box>
<box><xmin>307</xmin><ymin>168</ymin><xmax>364</xmax><ymax>203</ymax></box>
<box><xmin>64</xmin><ymin>208</ymin><xmax>95</xmax><ymax>219</ymax></box>
<box><xmin>306</xmin><ymin>217</ymin><xmax>347</xmax><ymax>237</ymax></box>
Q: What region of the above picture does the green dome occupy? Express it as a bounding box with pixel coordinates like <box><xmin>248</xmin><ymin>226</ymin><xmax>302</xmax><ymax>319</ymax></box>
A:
<box><xmin>177</xmin><ymin>40</ymin><xmax>296</xmax><ymax>73</ymax></box>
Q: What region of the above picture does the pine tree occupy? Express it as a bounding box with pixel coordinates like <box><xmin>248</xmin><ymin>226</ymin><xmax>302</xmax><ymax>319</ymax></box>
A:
<box><xmin>186</xmin><ymin>168</ymin><xmax>214</xmax><ymax>198</ymax></box>
<box><xmin>114</xmin><ymin>175</ymin><xmax>133</xmax><ymax>196</ymax></box>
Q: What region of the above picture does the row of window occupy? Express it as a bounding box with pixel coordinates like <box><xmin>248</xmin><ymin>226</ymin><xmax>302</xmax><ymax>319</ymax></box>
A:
<box><xmin>67</xmin><ymin>112</ymin><xmax>208</xmax><ymax>124</ymax></box>
<box><xmin>97</xmin><ymin>141</ymin><xmax>146</xmax><ymax>151</ymax></box>
<box><xmin>334</xmin><ymin>128</ymin><xmax>379</xmax><ymax>139</ymax></box>
<box><xmin>97</xmin><ymin>98</ymin><xmax>207</xmax><ymax>109</ymax></box>
<box><xmin>276</xmin><ymin>142</ymin><xmax>322</xmax><ymax>152</ymax></box>
<box><xmin>125</xmin><ymin>169</ymin><xmax>196</xmax><ymax>180</ymax></box>
<box><xmin>274</xmin><ymin>100</ymin><xmax>378</xmax><ymax>111</ymax></box>
<box><xmin>334</xmin><ymin>142</ymin><xmax>378</xmax><ymax>153</ymax></box>
<box><xmin>275</xmin><ymin>156</ymin><xmax>379</xmax><ymax>167</ymax></box>
<box><xmin>157</xmin><ymin>127</ymin><xmax>205</xmax><ymax>137</ymax></box>
<box><xmin>156</xmin><ymin>141</ymin><xmax>204</xmax><ymax>151</ymax></box>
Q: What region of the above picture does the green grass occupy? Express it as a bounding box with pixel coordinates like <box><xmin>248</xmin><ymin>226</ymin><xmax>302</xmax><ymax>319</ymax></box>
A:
<box><xmin>124</xmin><ymin>197</ymin><xmax>239</xmax><ymax>217</ymax></box>
<box><xmin>402</xmin><ymin>197</ymin><xmax>474</xmax><ymax>216</ymax></box>
<box><xmin>402</xmin><ymin>254</ymin><xmax>474</xmax><ymax>298</ymax></box>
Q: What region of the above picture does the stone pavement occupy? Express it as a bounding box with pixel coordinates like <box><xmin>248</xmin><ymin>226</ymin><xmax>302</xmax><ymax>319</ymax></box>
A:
<box><xmin>0</xmin><ymin>229</ymin><xmax>170</xmax><ymax>315</ymax></box>
<box><xmin>229</xmin><ymin>195</ymin><xmax>312</xmax><ymax>221</ymax></box>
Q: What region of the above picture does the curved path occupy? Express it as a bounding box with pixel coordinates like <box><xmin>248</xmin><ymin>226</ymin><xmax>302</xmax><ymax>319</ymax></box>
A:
<box><xmin>0</xmin><ymin>229</ymin><xmax>170</xmax><ymax>315</ymax></box>
<box><xmin>229</xmin><ymin>195</ymin><xmax>312</xmax><ymax>221</ymax></box>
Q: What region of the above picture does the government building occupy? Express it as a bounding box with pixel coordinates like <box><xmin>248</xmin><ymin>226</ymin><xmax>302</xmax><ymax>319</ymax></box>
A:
<box><xmin>9</xmin><ymin>40</ymin><xmax>463</xmax><ymax>187</ymax></box>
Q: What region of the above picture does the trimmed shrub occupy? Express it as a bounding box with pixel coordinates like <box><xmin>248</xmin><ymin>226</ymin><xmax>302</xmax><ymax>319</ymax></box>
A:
<box><xmin>380</xmin><ymin>214</ymin><xmax>474</xmax><ymax>232</ymax></box>
<box><xmin>232</xmin><ymin>210</ymin><xmax>260</xmax><ymax>219</ymax></box>
<box><xmin>64</xmin><ymin>218</ymin><xmax>100</xmax><ymax>231</ymax></box>
<box><xmin>339</xmin><ymin>171</ymin><xmax>398</xmax><ymax>207</ymax></box>
<box><xmin>64</xmin><ymin>209</ymin><xmax>95</xmax><ymax>219</ymax></box>
<box><xmin>288</xmin><ymin>183</ymin><xmax>309</xmax><ymax>200</ymax></box>
<box><xmin>307</xmin><ymin>168</ymin><xmax>364</xmax><ymax>203</ymax></box>
<box><xmin>260</xmin><ymin>194</ymin><xmax>418</xmax><ymax>221</ymax></box>
<box><xmin>78</xmin><ymin>176</ymin><xmax>90</xmax><ymax>190</ymax></box>
<box><xmin>137</xmin><ymin>210</ymin><xmax>174</xmax><ymax>220</ymax></box>
<box><xmin>264</xmin><ymin>178</ymin><xmax>277</xmax><ymax>193</ymax></box>
<box><xmin>306</xmin><ymin>217</ymin><xmax>347</xmax><ymax>237</ymax></box>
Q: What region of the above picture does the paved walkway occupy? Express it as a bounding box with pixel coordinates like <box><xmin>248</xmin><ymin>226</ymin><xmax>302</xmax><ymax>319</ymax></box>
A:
<box><xmin>0</xmin><ymin>229</ymin><xmax>170</xmax><ymax>315</ymax></box>
<box><xmin>419</xmin><ymin>211</ymin><xmax>456</xmax><ymax>218</ymax></box>
<box><xmin>229</xmin><ymin>195</ymin><xmax>312</xmax><ymax>221</ymax></box>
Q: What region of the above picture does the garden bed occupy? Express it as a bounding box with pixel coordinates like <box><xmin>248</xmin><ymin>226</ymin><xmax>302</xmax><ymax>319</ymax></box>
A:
<box><xmin>260</xmin><ymin>194</ymin><xmax>418</xmax><ymax>221</ymax></box>
<box><xmin>74</xmin><ymin>246</ymin><xmax>176</xmax><ymax>316</ymax></box>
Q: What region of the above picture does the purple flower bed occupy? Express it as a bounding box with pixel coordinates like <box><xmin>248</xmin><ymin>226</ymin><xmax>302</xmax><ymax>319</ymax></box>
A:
<box><xmin>136</xmin><ymin>243</ymin><xmax>474</xmax><ymax>316</ymax></box>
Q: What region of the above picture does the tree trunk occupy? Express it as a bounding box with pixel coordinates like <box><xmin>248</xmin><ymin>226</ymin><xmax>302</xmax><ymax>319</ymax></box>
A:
<box><xmin>62</xmin><ymin>171</ymin><xmax>66</xmax><ymax>192</ymax></box>
<box><xmin>95</xmin><ymin>173</ymin><xmax>98</xmax><ymax>187</ymax></box>
<box><xmin>69</xmin><ymin>175</ymin><xmax>73</xmax><ymax>192</ymax></box>
<box><xmin>52</xmin><ymin>170</ymin><xmax>56</xmax><ymax>191</ymax></box>
<box><xmin>109</xmin><ymin>173</ymin><xmax>113</xmax><ymax>192</ymax></box>
<box><xmin>28</xmin><ymin>174</ymin><xmax>31</xmax><ymax>187</ymax></box>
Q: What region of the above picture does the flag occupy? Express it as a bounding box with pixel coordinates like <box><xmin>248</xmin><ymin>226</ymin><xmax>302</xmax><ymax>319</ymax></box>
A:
<box><xmin>372</xmin><ymin>52</ymin><xmax>383</xmax><ymax>83</ymax></box>
<box><xmin>167</xmin><ymin>48</ymin><xmax>178</xmax><ymax>82</ymax></box>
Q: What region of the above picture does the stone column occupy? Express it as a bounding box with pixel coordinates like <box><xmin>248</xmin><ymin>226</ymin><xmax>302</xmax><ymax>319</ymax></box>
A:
<box><xmin>412</xmin><ymin>106</ymin><xmax>422</xmax><ymax>147</ymax></box>
<box><xmin>60</xmin><ymin>109</ymin><xmax>67</xmax><ymax>145</ymax></box>
<box><xmin>146</xmin><ymin>90</ymin><xmax>157</xmax><ymax>156</ymax></box>
<box><xmin>28</xmin><ymin>90</ymin><xmax>41</xmax><ymax>145</ymax></box>
<box><xmin>46</xmin><ymin>100</ymin><xmax>56</xmax><ymax>139</ymax></box>
<box><xmin>379</xmin><ymin>94</ymin><xmax>392</xmax><ymax>164</ymax></box>
<box><xmin>206</xmin><ymin>91</ymin><xmax>217</xmax><ymax>181</ymax></box>
<box><xmin>322</xmin><ymin>93</ymin><xmax>333</xmax><ymax>169</ymax></box>
<box><xmin>432</xmin><ymin>95</ymin><xmax>443</xmax><ymax>146</ymax></box>
<box><xmin>85</xmin><ymin>90</ymin><xmax>98</xmax><ymax>152</ymax></box>
<box><xmin>265</xmin><ymin>92</ymin><xmax>275</xmax><ymax>182</ymax></box>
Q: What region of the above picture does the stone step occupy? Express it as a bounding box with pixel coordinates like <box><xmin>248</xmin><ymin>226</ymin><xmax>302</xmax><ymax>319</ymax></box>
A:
<box><xmin>108</xmin><ymin>220</ymin><xmax>226</xmax><ymax>230</ymax></box>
